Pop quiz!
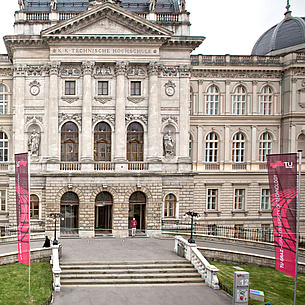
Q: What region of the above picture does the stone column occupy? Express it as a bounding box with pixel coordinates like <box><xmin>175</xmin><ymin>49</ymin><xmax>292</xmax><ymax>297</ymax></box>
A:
<box><xmin>48</xmin><ymin>62</ymin><xmax>60</xmax><ymax>161</ymax></box>
<box><xmin>252</xmin><ymin>81</ymin><xmax>258</xmax><ymax>114</ymax></box>
<box><xmin>225</xmin><ymin>81</ymin><xmax>231</xmax><ymax>114</ymax></box>
<box><xmin>13</xmin><ymin>65</ymin><xmax>26</xmax><ymax>154</ymax></box>
<box><xmin>224</xmin><ymin>125</ymin><xmax>230</xmax><ymax>170</ymax></box>
<box><xmin>81</xmin><ymin>61</ymin><xmax>94</xmax><ymax>162</ymax></box>
<box><xmin>198</xmin><ymin>80</ymin><xmax>204</xmax><ymax>115</ymax></box>
<box><xmin>197</xmin><ymin>126</ymin><xmax>203</xmax><ymax>163</ymax></box>
<box><xmin>178</xmin><ymin>65</ymin><xmax>192</xmax><ymax>166</ymax></box>
<box><xmin>147</xmin><ymin>62</ymin><xmax>161</xmax><ymax>163</ymax></box>
<box><xmin>114</xmin><ymin>61</ymin><xmax>128</xmax><ymax>163</ymax></box>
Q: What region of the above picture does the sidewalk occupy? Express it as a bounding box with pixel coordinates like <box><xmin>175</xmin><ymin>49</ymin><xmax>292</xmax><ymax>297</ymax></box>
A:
<box><xmin>52</xmin><ymin>237</ymin><xmax>232</xmax><ymax>305</ymax></box>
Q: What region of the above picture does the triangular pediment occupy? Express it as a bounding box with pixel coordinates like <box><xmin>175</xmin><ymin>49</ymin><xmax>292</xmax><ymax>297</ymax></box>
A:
<box><xmin>42</xmin><ymin>2</ymin><xmax>173</xmax><ymax>38</ymax></box>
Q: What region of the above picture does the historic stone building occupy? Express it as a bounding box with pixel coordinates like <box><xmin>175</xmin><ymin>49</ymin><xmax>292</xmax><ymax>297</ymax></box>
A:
<box><xmin>0</xmin><ymin>0</ymin><xmax>304</xmax><ymax>238</ymax></box>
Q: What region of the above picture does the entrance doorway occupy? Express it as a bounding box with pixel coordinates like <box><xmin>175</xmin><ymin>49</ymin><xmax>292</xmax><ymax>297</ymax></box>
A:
<box><xmin>95</xmin><ymin>191</ymin><xmax>113</xmax><ymax>235</ymax></box>
<box><xmin>129</xmin><ymin>192</ymin><xmax>146</xmax><ymax>235</ymax></box>
<box><xmin>60</xmin><ymin>192</ymin><xmax>79</xmax><ymax>235</ymax></box>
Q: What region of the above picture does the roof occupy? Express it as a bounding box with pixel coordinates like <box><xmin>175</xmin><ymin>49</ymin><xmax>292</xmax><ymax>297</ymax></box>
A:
<box><xmin>24</xmin><ymin>0</ymin><xmax>181</xmax><ymax>13</ymax></box>
<box><xmin>252</xmin><ymin>12</ymin><xmax>305</xmax><ymax>56</ymax></box>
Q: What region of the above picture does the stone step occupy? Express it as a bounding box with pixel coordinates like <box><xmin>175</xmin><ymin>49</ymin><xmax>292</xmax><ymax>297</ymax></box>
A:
<box><xmin>60</xmin><ymin>260</ymin><xmax>188</xmax><ymax>266</ymax></box>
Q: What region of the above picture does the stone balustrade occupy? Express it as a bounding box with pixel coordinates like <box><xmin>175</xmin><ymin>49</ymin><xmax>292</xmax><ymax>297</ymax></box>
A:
<box><xmin>174</xmin><ymin>235</ymin><xmax>219</xmax><ymax>289</ymax></box>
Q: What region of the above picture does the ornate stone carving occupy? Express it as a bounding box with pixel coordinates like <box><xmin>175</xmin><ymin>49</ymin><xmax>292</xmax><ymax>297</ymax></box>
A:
<box><xmin>94</xmin><ymin>65</ymin><xmax>113</xmax><ymax>77</ymax></box>
<box><xmin>125</xmin><ymin>114</ymin><xmax>148</xmax><ymax>126</ymax></box>
<box><xmin>26</xmin><ymin>116</ymin><xmax>43</xmax><ymax>124</ymax></box>
<box><xmin>59</xmin><ymin>113</ymin><xmax>82</xmax><ymax>126</ymax></box>
<box><xmin>13</xmin><ymin>64</ymin><xmax>26</xmax><ymax>76</ymax></box>
<box><xmin>94</xmin><ymin>97</ymin><xmax>112</xmax><ymax>104</ymax></box>
<box><xmin>179</xmin><ymin>65</ymin><xmax>192</xmax><ymax>77</ymax></box>
<box><xmin>62</xmin><ymin>97</ymin><xmax>79</xmax><ymax>104</ymax></box>
<box><xmin>28</xmin><ymin>129</ymin><xmax>41</xmax><ymax>156</ymax></box>
<box><xmin>148</xmin><ymin>61</ymin><xmax>161</xmax><ymax>76</ymax></box>
<box><xmin>81</xmin><ymin>61</ymin><xmax>95</xmax><ymax>75</ymax></box>
<box><xmin>127</xmin><ymin>97</ymin><xmax>145</xmax><ymax>104</ymax></box>
<box><xmin>49</xmin><ymin>62</ymin><xmax>60</xmax><ymax>75</ymax></box>
<box><xmin>164</xmin><ymin>80</ymin><xmax>176</xmax><ymax>96</ymax></box>
<box><xmin>126</xmin><ymin>66</ymin><xmax>146</xmax><ymax>77</ymax></box>
<box><xmin>60</xmin><ymin>65</ymin><xmax>81</xmax><ymax>77</ymax></box>
<box><xmin>0</xmin><ymin>68</ymin><xmax>13</xmax><ymax>77</ymax></box>
<box><xmin>162</xmin><ymin>116</ymin><xmax>178</xmax><ymax>124</ymax></box>
<box><xmin>92</xmin><ymin>114</ymin><xmax>115</xmax><ymax>126</ymax></box>
<box><xmin>161</xmin><ymin>65</ymin><xmax>179</xmax><ymax>77</ymax></box>
<box><xmin>163</xmin><ymin>131</ymin><xmax>175</xmax><ymax>158</ymax></box>
<box><xmin>25</xmin><ymin>65</ymin><xmax>46</xmax><ymax>76</ymax></box>
<box><xmin>115</xmin><ymin>61</ymin><xmax>129</xmax><ymax>76</ymax></box>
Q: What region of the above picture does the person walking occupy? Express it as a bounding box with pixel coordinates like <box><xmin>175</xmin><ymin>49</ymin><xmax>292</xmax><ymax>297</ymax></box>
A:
<box><xmin>131</xmin><ymin>217</ymin><xmax>137</xmax><ymax>237</ymax></box>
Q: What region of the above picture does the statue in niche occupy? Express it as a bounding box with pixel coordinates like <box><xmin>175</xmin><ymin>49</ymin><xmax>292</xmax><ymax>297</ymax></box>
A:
<box><xmin>149</xmin><ymin>0</ymin><xmax>156</xmax><ymax>11</ymax></box>
<box><xmin>50</xmin><ymin>0</ymin><xmax>58</xmax><ymax>11</ymax></box>
<box><xmin>28</xmin><ymin>129</ymin><xmax>41</xmax><ymax>156</ymax></box>
<box><xmin>163</xmin><ymin>131</ymin><xmax>175</xmax><ymax>157</ymax></box>
<box><xmin>18</xmin><ymin>0</ymin><xmax>25</xmax><ymax>11</ymax></box>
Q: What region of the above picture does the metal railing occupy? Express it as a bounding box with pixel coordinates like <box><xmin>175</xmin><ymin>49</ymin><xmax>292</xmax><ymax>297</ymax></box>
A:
<box><xmin>0</xmin><ymin>224</ymin><xmax>45</xmax><ymax>237</ymax></box>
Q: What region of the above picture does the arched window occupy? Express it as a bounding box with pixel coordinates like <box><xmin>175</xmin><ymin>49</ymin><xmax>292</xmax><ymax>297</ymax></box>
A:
<box><xmin>0</xmin><ymin>85</ymin><xmax>8</xmax><ymax>115</ymax></box>
<box><xmin>205</xmin><ymin>132</ymin><xmax>219</xmax><ymax>162</ymax></box>
<box><xmin>94</xmin><ymin>122</ymin><xmax>111</xmax><ymax>161</ymax></box>
<box><xmin>164</xmin><ymin>194</ymin><xmax>176</xmax><ymax>218</ymax></box>
<box><xmin>259</xmin><ymin>132</ymin><xmax>272</xmax><ymax>162</ymax></box>
<box><xmin>61</xmin><ymin>122</ymin><xmax>79</xmax><ymax>161</ymax></box>
<box><xmin>206</xmin><ymin>85</ymin><xmax>219</xmax><ymax>115</ymax></box>
<box><xmin>127</xmin><ymin>122</ymin><xmax>144</xmax><ymax>161</ymax></box>
<box><xmin>30</xmin><ymin>195</ymin><xmax>39</xmax><ymax>219</ymax></box>
<box><xmin>260</xmin><ymin>86</ymin><xmax>273</xmax><ymax>115</ymax></box>
<box><xmin>232</xmin><ymin>132</ymin><xmax>245</xmax><ymax>162</ymax></box>
<box><xmin>0</xmin><ymin>132</ymin><xmax>8</xmax><ymax>162</ymax></box>
<box><xmin>233</xmin><ymin>86</ymin><xmax>246</xmax><ymax>115</ymax></box>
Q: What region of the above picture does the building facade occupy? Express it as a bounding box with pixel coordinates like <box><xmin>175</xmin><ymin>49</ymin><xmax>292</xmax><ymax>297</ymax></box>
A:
<box><xmin>0</xmin><ymin>0</ymin><xmax>304</xmax><ymax>238</ymax></box>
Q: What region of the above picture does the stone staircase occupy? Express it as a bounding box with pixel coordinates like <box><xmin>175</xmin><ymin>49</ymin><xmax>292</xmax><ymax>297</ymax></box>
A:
<box><xmin>60</xmin><ymin>260</ymin><xmax>204</xmax><ymax>286</ymax></box>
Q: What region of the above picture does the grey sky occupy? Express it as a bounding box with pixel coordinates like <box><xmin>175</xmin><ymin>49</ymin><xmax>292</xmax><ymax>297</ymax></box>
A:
<box><xmin>0</xmin><ymin>0</ymin><xmax>304</xmax><ymax>55</ymax></box>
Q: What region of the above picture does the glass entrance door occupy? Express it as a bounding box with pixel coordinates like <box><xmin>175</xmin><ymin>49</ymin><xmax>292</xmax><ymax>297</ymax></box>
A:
<box><xmin>95</xmin><ymin>205</ymin><xmax>112</xmax><ymax>234</ymax></box>
<box><xmin>60</xmin><ymin>204</ymin><xmax>79</xmax><ymax>234</ymax></box>
<box><xmin>128</xmin><ymin>204</ymin><xmax>146</xmax><ymax>235</ymax></box>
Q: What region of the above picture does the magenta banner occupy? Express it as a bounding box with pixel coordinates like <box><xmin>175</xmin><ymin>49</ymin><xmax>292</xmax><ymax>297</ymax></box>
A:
<box><xmin>267</xmin><ymin>153</ymin><xmax>297</xmax><ymax>278</ymax></box>
<box><xmin>15</xmin><ymin>153</ymin><xmax>30</xmax><ymax>265</ymax></box>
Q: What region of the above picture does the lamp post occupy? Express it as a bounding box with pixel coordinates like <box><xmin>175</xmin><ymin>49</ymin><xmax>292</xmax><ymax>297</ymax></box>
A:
<box><xmin>184</xmin><ymin>211</ymin><xmax>200</xmax><ymax>244</ymax></box>
<box><xmin>49</xmin><ymin>213</ymin><xmax>63</xmax><ymax>245</ymax></box>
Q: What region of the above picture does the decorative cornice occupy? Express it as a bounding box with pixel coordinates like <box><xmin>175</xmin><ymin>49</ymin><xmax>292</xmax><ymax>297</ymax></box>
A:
<box><xmin>161</xmin><ymin>65</ymin><xmax>179</xmax><ymax>77</ymax></box>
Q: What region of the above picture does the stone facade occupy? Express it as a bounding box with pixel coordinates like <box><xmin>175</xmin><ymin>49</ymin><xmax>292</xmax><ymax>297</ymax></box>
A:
<box><xmin>0</xmin><ymin>1</ymin><xmax>304</xmax><ymax>238</ymax></box>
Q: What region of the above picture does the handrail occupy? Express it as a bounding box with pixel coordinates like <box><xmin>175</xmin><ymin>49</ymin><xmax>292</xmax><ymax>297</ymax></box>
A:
<box><xmin>174</xmin><ymin>235</ymin><xmax>219</xmax><ymax>289</ymax></box>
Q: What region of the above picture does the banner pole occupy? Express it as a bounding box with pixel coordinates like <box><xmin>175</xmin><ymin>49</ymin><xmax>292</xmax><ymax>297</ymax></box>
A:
<box><xmin>294</xmin><ymin>151</ymin><xmax>301</xmax><ymax>305</ymax></box>
<box><xmin>28</xmin><ymin>152</ymin><xmax>31</xmax><ymax>304</ymax></box>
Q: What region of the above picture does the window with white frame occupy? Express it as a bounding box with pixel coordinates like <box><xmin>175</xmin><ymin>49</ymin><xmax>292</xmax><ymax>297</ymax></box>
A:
<box><xmin>232</xmin><ymin>132</ymin><xmax>245</xmax><ymax>163</ymax></box>
<box><xmin>207</xmin><ymin>189</ymin><xmax>218</xmax><ymax>210</ymax></box>
<box><xmin>206</xmin><ymin>85</ymin><xmax>219</xmax><ymax>115</ymax></box>
<box><xmin>205</xmin><ymin>132</ymin><xmax>219</xmax><ymax>162</ymax></box>
<box><xmin>234</xmin><ymin>189</ymin><xmax>245</xmax><ymax>210</ymax></box>
<box><xmin>259</xmin><ymin>132</ymin><xmax>272</xmax><ymax>162</ymax></box>
<box><xmin>0</xmin><ymin>85</ymin><xmax>8</xmax><ymax>115</ymax></box>
<box><xmin>260</xmin><ymin>86</ymin><xmax>273</xmax><ymax>115</ymax></box>
<box><xmin>261</xmin><ymin>189</ymin><xmax>270</xmax><ymax>210</ymax></box>
<box><xmin>164</xmin><ymin>194</ymin><xmax>176</xmax><ymax>218</ymax></box>
<box><xmin>232</xmin><ymin>86</ymin><xmax>246</xmax><ymax>115</ymax></box>
<box><xmin>0</xmin><ymin>190</ymin><xmax>6</xmax><ymax>212</ymax></box>
<box><xmin>0</xmin><ymin>132</ymin><xmax>8</xmax><ymax>162</ymax></box>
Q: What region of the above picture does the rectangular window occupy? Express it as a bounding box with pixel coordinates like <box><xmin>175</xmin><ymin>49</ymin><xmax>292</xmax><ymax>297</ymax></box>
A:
<box><xmin>0</xmin><ymin>190</ymin><xmax>6</xmax><ymax>211</ymax></box>
<box><xmin>234</xmin><ymin>189</ymin><xmax>245</xmax><ymax>210</ymax></box>
<box><xmin>131</xmin><ymin>81</ymin><xmax>141</xmax><ymax>96</ymax></box>
<box><xmin>65</xmin><ymin>81</ymin><xmax>76</xmax><ymax>95</ymax></box>
<box><xmin>261</xmin><ymin>189</ymin><xmax>270</xmax><ymax>210</ymax></box>
<box><xmin>207</xmin><ymin>189</ymin><xmax>218</xmax><ymax>210</ymax></box>
<box><xmin>98</xmin><ymin>81</ymin><xmax>109</xmax><ymax>95</ymax></box>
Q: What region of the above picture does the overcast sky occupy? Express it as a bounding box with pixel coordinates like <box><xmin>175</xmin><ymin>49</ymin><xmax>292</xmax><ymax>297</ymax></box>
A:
<box><xmin>0</xmin><ymin>0</ymin><xmax>305</xmax><ymax>55</ymax></box>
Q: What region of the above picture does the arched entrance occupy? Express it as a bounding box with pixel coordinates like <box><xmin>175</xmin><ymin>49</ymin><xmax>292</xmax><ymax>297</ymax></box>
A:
<box><xmin>95</xmin><ymin>191</ymin><xmax>113</xmax><ymax>235</ymax></box>
<box><xmin>129</xmin><ymin>191</ymin><xmax>146</xmax><ymax>236</ymax></box>
<box><xmin>60</xmin><ymin>192</ymin><xmax>79</xmax><ymax>235</ymax></box>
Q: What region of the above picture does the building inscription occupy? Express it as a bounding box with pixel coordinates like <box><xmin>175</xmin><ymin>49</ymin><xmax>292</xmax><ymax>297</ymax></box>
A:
<box><xmin>51</xmin><ymin>48</ymin><xmax>159</xmax><ymax>55</ymax></box>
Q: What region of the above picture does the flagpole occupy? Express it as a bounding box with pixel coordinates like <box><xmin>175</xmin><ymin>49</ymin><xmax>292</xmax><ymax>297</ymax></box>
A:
<box><xmin>294</xmin><ymin>151</ymin><xmax>302</xmax><ymax>305</ymax></box>
<box><xmin>28</xmin><ymin>151</ymin><xmax>31</xmax><ymax>304</ymax></box>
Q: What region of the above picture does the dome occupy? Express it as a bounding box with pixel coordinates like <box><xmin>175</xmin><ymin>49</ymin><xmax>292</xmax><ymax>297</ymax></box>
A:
<box><xmin>252</xmin><ymin>9</ymin><xmax>305</xmax><ymax>56</ymax></box>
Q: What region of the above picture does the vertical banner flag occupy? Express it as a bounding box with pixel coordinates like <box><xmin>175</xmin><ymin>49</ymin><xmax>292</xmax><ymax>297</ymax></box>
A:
<box><xmin>267</xmin><ymin>153</ymin><xmax>297</xmax><ymax>278</ymax></box>
<box><xmin>15</xmin><ymin>153</ymin><xmax>30</xmax><ymax>265</ymax></box>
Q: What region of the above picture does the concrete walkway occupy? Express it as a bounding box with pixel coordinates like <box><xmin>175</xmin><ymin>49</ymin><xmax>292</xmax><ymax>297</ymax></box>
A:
<box><xmin>52</xmin><ymin>237</ymin><xmax>232</xmax><ymax>305</ymax></box>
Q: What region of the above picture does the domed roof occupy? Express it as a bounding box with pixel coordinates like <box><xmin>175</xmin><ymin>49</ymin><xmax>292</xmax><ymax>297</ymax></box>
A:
<box><xmin>252</xmin><ymin>8</ymin><xmax>305</xmax><ymax>56</ymax></box>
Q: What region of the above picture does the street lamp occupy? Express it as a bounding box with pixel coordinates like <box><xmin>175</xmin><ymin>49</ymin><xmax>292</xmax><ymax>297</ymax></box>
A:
<box><xmin>49</xmin><ymin>213</ymin><xmax>63</xmax><ymax>245</ymax></box>
<box><xmin>183</xmin><ymin>211</ymin><xmax>200</xmax><ymax>244</ymax></box>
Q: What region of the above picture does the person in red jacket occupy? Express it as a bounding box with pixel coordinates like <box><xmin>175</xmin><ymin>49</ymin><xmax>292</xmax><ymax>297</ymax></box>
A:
<box><xmin>131</xmin><ymin>218</ymin><xmax>137</xmax><ymax>237</ymax></box>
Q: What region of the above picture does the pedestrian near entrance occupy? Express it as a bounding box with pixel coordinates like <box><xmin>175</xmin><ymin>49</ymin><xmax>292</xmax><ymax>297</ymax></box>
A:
<box><xmin>131</xmin><ymin>218</ymin><xmax>137</xmax><ymax>237</ymax></box>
